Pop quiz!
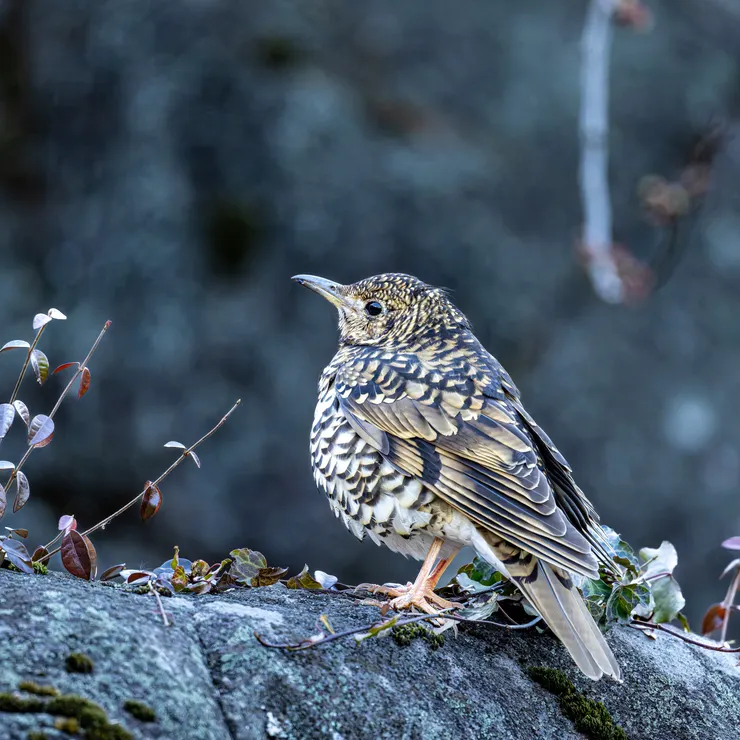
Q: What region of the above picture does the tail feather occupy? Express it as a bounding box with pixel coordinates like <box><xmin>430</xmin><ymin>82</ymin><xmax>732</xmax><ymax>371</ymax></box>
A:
<box><xmin>516</xmin><ymin>562</ymin><xmax>621</xmax><ymax>681</ymax></box>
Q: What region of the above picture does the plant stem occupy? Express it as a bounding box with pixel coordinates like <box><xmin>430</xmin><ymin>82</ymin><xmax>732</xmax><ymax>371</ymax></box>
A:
<box><xmin>2</xmin><ymin>321</ymin><xmax>111</xmax><ymax>494</ymax></box>
<box><xmin>630</xmin><ymin>620</ymin><xmax>740</xmax><ymax>653</ymax></box>
<box><xmin>38</xmin><ymin>399</ymin><xmax>241</xmax><ymax>564</ymax></box>
<box><xmin>719</xmin><ymin>565</ymin><xmax>740</xmax><ymax>645</ymax></box>
<box><xmin>9</xmin><ymin>324</ymin><xmax>47</xmax><ymax>405</ymax></box>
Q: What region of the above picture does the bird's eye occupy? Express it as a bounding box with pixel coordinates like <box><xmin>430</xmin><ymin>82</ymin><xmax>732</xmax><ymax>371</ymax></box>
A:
<box><xmin>364</xmin><ymin>300</ymin><xmax>383</xmax><ymax>317</ymax></box>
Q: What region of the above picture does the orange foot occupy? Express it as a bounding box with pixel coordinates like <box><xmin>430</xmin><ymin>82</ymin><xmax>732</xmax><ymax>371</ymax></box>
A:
<box><xmin>359</xmin><ymin>581</ymin><xmax>458</xmax><ymax>615</ymax></box>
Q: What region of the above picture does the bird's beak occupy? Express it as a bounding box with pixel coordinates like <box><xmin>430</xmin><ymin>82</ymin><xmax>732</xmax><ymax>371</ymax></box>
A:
<box><xmin>291</xmin><ymin>274</ymin><xmax>353</xmax><ymax>311</ymax></box>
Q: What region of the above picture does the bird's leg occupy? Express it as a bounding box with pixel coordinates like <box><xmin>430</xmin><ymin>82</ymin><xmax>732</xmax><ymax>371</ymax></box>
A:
<box><xmin>360</xmin><ymin>538</ymin><xmax>461</xmax><ymax>615</ymax></box>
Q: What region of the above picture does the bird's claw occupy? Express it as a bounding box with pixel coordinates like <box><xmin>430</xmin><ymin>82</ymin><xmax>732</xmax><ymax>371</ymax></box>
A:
<box><xmin>355</xmin><ymin>581</ymin><xmax>458</xmax><ymax>616</ymax></box>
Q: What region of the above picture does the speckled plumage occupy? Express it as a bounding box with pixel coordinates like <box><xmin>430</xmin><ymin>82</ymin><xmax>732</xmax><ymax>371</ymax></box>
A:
<box><xmin>295</xmin><ymin>272</ymin><xmax>620</xmax><ymax>680</ymax></box>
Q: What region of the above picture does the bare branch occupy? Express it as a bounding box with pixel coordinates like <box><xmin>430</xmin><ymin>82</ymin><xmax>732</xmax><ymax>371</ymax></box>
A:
<box><xmin>579</xmin><ymin>0</ymin><xmax>624</xmax><ymax>303</ymax></box>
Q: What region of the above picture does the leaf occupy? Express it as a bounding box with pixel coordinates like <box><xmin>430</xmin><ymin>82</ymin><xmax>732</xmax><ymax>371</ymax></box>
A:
<box><xmin>676</xmin><ymin>612</ymin><xmax>691</xmax><ymax>633</ymax></box>
<box><xmin>313</xmin><ymin>570</ymin><xmax>338</xmax><ymax>590</ymax></box>
<box><xmin>0</xmin><ymin>340</ymin><xmax>30</xmax><ymax>353</ymax></box>
<box><xmin>0</xmin><ymin>403</ymin><xmax>14</xmax><ymax>440</ymax></box>
<box><xmin>0</xmin><ymin>460</ymin><xmax>15</xmax><ymax>470</ymax></box>
<box><xmin>720</xmin><ymin>558</ymin><xmax>740</xmax><ymax>579</ymax></box>
<box><xmin>140</xmin><ymin>481</ymin><xmax>162</xmax><ymax>521</ymax></box>
<box><xmin>28</xmin><ymin>415</ymin><xmax>54</xmax><ymax>448</ymax></box>
<box><xmin>0</xmin><ymin>484</ymin><xmax>5</xmax><ymax>519</ymax></box>
<box><xmin>638</xmin><ymin>541</ymin><xmax>685</xmax><ymax>623</ymax></box>
<box><xmin>639</xmin><ymin>541</ymin><xmax>679</xmax><ymax>577</ymax></box>
<box><xmin>171</xmin><ymin>565</ymin><xmax>189</xmax><ymax>592</ymax></box>
<box><xmin>100</xmin><ymin>564</ymin><xmax>126</xmax><ymax>582</ymax></box>
<box><xmin>61</xmin><ymin>530</ymin><xmax>95</xmax><ymax>580</ymax></box>
<box><xmin>78</xmin><ymin>367</ymin><xmax>91</xmax><ymax>399</ymax></box>
<box><xmin>13</xmin><ymin>471</ymin><xmax>30</xmax><ymax>513</ymax></box>
<box><xmin>0</xmin><ymin>538</ymin><xmax>34</xmax><ymax>574</ymax></box>
<box><xmin>58</xmin><ymin>514</ymin><xmax>77</xmax><ymax>533</ymax></box>
<box><xmin>191</xmin><ymin>560</ymin><xmax>210</xmax><ymax>579</ymax></box>
<box><xmin>722</xmin><ymin>537</ymin><xmax>740</xmax><ymax>551</ymax></box>
<box><xmin>47</xmin><ymin>308</ymin><xmax>67</xmax><ymax>320</ymax></box>
<box><xmin>122</xmin><ymin>570</ymin><xmax>153</xmax><ymax>585</ymax></box>
<box><xmin>605</xmin><ymin>583</ymin><xmax>652</xmax><ymax>624</ymax></box>
<box><xmin>286</xmin><ymin>564</ymin><xmax>323</xmax><ymax>590</ymax></box>
<box><xmin>30</xmin><ymin>350</ymin><xmax>49</xmax><ymax>385</ymax></box>
<box><xmin>13</xmin><ymin>401</ymin><xmax>29</xmax><ymax>426</ymax></box>
<box><xmin>228</xmin><ymin>548</ymin><xmax>268</xmax><ymax>586</ymax></box>
<box><xmin>32</xmin><ymin>545</ymin><xmax>49</xmax><ymax>562</ymax></box>
<box><xmin>701</xmin><ymin>603</ymin><xmax>727</xmax><ymax>636</ymax></box>
<box><xmin>52</xmin><ymin>362</ymin><xmax>77</xmax><ymax>375</ymax></box>
<box><xmin>33</xmin><ymin>314</ymin><xmax>52</xmax><ymax>330</ymax></box>
<box><xmin>6</xmin><ymin>527</ymin><xmax>28</xmax><ymax>538</ymax></box>
<box><xmin>254</xmin><ymin>565</ymin><xmax>289</xmax><ymax>587</ymax></box>
<box><xmin>319</xmin><ymin>614</ymin><xmax>335</xmax><ymax>634</ymax></box>
<box><xmin>188</xmin><ymin>451</ymin><xmax>201</xmax><ymax>469</ymax></box>
<box><xmin>164</xmin><ymin>441</ymin><xmax>186</xmax><ymax>450</ymax></box>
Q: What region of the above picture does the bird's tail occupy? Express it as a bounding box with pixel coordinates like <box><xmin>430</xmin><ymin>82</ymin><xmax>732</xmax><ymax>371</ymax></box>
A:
<box><xmin>515</xmin><ymin>561</ymin><xmax>621</xmax><ymax>681</ymax></box>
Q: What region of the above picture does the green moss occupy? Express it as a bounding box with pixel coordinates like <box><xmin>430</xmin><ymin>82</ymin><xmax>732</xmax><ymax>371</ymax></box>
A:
<box><xmin>123</xmin><ymin>699</ymin><xmax>156</xmax><ymax>722</ymax></box>
<box><xmin>18</xmin><ymin>681</ymin><xmax>59</xmax><ymax>697</ymax></box>
<box><xmin>32</xmin><ymin>561</ymin><xmax>49</xmax><ymax>575</ymax></box>
<box><xmin>392</xmin><ymin>623</ymin><xmax>445</xmax><ymax>650</ymax></box>
<box><xmin>0</xmin><ymin>692</ymin><xmax>45</xmax><ymax>712</ymax></box>
<box><xmin>26</xmin><ymin>732</ymin><xmax>48</xmax><ymax>740</ymax></box>
<box><xmin>65</xmin><ymin>652</ymin><xmax>94</xmax><ymax>674</ymax></box>
<box><xmin>527</xmin><ymin>667</ymin><xmax>628</xmax><ymax>740</ymax></box>
<box><xmin>54</xmin><ymin>716</ymin><xmax>80</xmax><ymax>734</ymax></box>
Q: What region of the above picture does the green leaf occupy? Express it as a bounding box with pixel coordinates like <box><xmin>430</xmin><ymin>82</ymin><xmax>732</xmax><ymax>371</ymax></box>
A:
<box><xmin>457</xmin><ymin>556</ymin><xmax>504</xmax><ymax>588</ymax></box>
<box><xmin>286</xmin><ymin>564</ymin><xmax>323</xmax><ymax>590</ymax></box>
<box><xmin>228</xmin><ymin>548</ymin><xmax>268</xmax><ymax>586</ymax></box>
<box><xmin>605</xmin><ymin>582</ymin><xmax>652</xmax><ymax>624</ymax></box>
<box><xmin>191</xmin><ymin>560</ymin><xmax>210</xmax><ymax>579</ymax></box>
<box><xmin>253</xmin><ymin>565</ymin><xmax>289</xmax><ymax>587</ymax></box>
<box><xmin>638</xmin><ymin>541</ymin><xmax>685</xmax><ymax>624</ymax></box>
<box><xmin>676</xmin><ymin>612</ymin><xmax>691</xmax><ymax>633</ymax></box>
<box><xmin>171</xmin><ymin>565</ymin><xmax>189</xmax><ymax>592</ymax></box>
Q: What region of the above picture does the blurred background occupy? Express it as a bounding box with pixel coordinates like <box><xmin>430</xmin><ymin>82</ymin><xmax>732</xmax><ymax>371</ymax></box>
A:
<box><xmin>1</xmin><ymin>0</ymin><xmax>739</xmax><ymax>631</ymax></box>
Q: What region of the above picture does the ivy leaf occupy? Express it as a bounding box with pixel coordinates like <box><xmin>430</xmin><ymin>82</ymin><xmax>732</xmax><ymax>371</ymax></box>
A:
<box><xmin>1</xmin><ymin>538</ymin><xmax>34</xmax><ymax>574</ymax></box>
<box><xmin>171</xmin><ymin>565</ymin><xmax>189</xmax><ymax>592</ymax></box>
<box><xmin>639</xmin><ymin>542</ymin><xmax>685</xmax><ymax>624</ymax></box>
<box><xmin>0</xmin><ymin>403</ymin><xmax>14</xmax><ymax>440</ymax></box>
<box><xmin>13</xmin><ymin>471</ymin><xmax>30</xmax><ymax>513</ymax></box>
<box><xmin>30</xmin><ymin>350</ymin><xmax>49</xmax><ymax>385</ymax></box>
<box><xmin>605</xmin><ymin>582</ymin><xmax>652</xmax><ymax>624</ymax></box>
<box><xmin>254</xmin><ymin>565</ymin><xmax>289</xmax><ymax>587</ymax></box>
<box><xmin>228</xmin><ymin>548</ymin><xmax>268</xmax><ymax>586</ymax></box>
<box><xmin>191</xmin><ymin>560</ymin><xmax>210</xmax><ymax>579</ymax></box>
<box><xmin>286</xmin><ymin>564</ymin><xmax>323</xmax><ymax>590</ymax></box>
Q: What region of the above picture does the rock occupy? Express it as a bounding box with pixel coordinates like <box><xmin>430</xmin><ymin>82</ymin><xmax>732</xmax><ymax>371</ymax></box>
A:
<box><xmin>1</xmin><ymin>569</ymin><xmax>738</xmax><ymax>739</ymax></box>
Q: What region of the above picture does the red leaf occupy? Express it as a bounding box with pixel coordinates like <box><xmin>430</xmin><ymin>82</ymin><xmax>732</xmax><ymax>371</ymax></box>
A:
<box><xmin>701</xmin><ymin>603</ymin><xmax>727</xmax><ymax>636</ymax></box>
<box><xmin>13</xmin><ymin>401</ymin><xmax>29</xmax><ymax>426</ymax></box>
<box><xmin>1</xmin><ymin>538</ymin><xmax>33</xmax><ymax>574</ymax></box>
<box><xmin>140</xmin><ymin>481</ymin><xmax>162</xmax><ymax>521</ymax></box>
<box><xmin>32</xmin><ymin>545</ymin><xmax>49</xmax><ymax>562</ymax></box>
<box><xmin>58</xmin><ymin>514</ymin><xmax>77</xmax><ymax>533</ymax></box>
<box><xmin>0</xmin><ymin>484</ymin><xmax>5</xmax><ymax>520</ymax></box>
<box><xmin>0</xmin><ymin>340</ymin><xmax>30</xmax><ymax>353</ymax></box>
<box><xmin>100</xmin><ymin>563</ymin><xmax>126</xmax><ymax>582</ymax></box>
<box><xmin>78</xmin><ymin>368</ymin><xmax>91</xmax><ymax>399</ymax></box>
<box><xmin>32</xmin><ymin>313</ymin><xmax>52</xmax><ymax>330</ymax></box>
<box><xmin>13</xmin><ymin>471</ymin><xmax>30</xmax><ymax>513</ymax></box>
<box><xmin>7</xmin><ymin>528</ymin><xmax>28</xmax><ymax>538</ymax></box>
<box><xmin>61</xmin><ymin>530</ymin><xmax>95</xmax><ymax>580</ymax></box>
<box><xmin>28</xmin><ymin>415</ymin><xmax>54</xmax><ymax>448</ymax></box>
<box><xmin>125</xmin><ymin>571</ymin><xmax>153</xmax><ymax>585</ymax></box>
<box><xmin>722</xmin><ymin>537</ymin><xmax>740</xmax><ymax>551</ymax></box>
<box><xmin>0</xmin><ymin>404</ymin><xmax>14</xmax><ymax>440</ymax></box>
<box><xmin>31</xmin><ymin>350</ymin><xmax>49</xmax><ymax>386</ymax></box>
<box><xmin>52</xmin><ymin>362</ymin><xmax>77</xmax><ymax>375</ymax></box>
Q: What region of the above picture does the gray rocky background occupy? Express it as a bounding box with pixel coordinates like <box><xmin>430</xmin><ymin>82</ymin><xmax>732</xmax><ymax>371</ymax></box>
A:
<box><xmin>2</xmin><ymin>569</ymin><xmax>739</xmax><ymax>740</ymax></box>
<box><xmin>1</xmin><ymin>0</ymin><xmax>740</xmax><ymax>632</ymax></box>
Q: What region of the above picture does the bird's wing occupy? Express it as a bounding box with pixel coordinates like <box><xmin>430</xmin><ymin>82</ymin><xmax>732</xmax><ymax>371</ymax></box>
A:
<box><xmin>335</xmin><ymin>348</ymin><xmax>607</xmax><ymax>579</ymax></box>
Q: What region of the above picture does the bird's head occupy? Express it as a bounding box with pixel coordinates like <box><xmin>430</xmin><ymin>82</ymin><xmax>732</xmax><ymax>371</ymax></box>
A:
<box><xmin>292</xmin><ymin>272</ymin><xmax>470</xmax><ymax>347</ymax></box>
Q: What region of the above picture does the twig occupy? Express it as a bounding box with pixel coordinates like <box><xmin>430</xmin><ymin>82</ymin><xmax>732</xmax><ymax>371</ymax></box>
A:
<box><xmin>3</xmin><ymin>321</ymin><xmax>111</xmax><ymax>492</ymax></box>
<box><xmin>151</xmin><ymin>584</ymin><xmax>171</xmax><ymax>627</ymax></box>
<box><xmin>579</xmin><ymin>0</ymin><xmax>624</xmax><ymax>303</ymax></box>
<box><xmin>720</xmin><ymin>565</ymin><xmax>740</xmax><ymax>645</ymax></box>
<box><xmin>38</xmin><ymin>398</ymin><xmax>242</xmax><ymax>563</ymax></box>
<box><xmin>630</xmin><ymin>620</ymin><xmax>740</xmax><ymax>653</ymax></box>
<box><xmin>254</xmin><ymin>610</ymin><xmax>542</xmax><ymax>651</ymax></box>
<box><xmin>9</xmin><ymin>324</ymin><xmax>48</xmax><ymax>405</ymax></box>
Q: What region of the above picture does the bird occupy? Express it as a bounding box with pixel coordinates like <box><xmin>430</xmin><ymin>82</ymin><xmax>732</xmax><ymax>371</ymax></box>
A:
<box><xmin>292</xmin><ymin>272</ymin><xmax>620</xmax><ymax>681</ymax></box>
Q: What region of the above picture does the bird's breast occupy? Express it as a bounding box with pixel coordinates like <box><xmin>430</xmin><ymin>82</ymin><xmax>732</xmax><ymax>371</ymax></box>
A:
<box><xmin>310</xmin><ymin>380</ymin><xmax>434</xmax><ymax>547</ymax></box>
